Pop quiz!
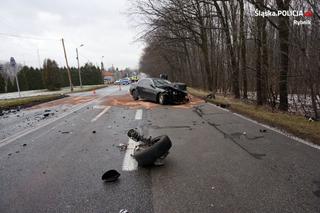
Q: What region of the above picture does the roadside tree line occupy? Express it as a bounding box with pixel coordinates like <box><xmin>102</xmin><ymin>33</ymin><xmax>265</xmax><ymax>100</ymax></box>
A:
<box><xmin>131</xmin><ymin>0</ymin><xmax>320</xmax><ymax>117</ymax></box>
<box><xmin>0</xmin><ymin>59</ymin><xmax>104</xmax><ymax>92</ymax></box>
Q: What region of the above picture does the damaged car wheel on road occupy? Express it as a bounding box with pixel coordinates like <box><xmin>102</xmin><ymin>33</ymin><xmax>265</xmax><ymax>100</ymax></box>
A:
<box><xmin>127</xmin><ymin>129</ymin><xmax>172</xmax><ymax>167</ymax></box>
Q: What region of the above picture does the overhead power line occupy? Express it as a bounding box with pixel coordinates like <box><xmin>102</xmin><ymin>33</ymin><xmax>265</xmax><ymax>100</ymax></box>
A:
<box><xmin>0</xmin><ymin>32</ymin><xmax>59</xmax><ymax>41</ymax></box>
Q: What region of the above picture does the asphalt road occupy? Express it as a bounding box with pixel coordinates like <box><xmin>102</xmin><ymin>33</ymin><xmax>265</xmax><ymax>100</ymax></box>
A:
<box><xmin>0</xmin><ymin>86</ymin><xmax>319</xmax><ymax>213</ymax></box>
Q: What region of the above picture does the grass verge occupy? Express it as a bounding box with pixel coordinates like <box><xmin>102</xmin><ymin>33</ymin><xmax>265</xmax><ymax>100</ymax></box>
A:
<box><xmin>188</xmin><ymin>87</ymin><xmax>320</xmax><ymax>145</ymax></box>
<box><xmin>67</xmin><ymin>84</ymin><xmax>108</xmax><ymax>94</ymax></box>
<box><xmin>0</xmin><ymin>94</ymin><xmax>66</xmax><ymax>110</ymax></box>
<box><xmin>0</xmin><ymin>84</ymin><xmax>107</xmax><ymax>111</ymax></box>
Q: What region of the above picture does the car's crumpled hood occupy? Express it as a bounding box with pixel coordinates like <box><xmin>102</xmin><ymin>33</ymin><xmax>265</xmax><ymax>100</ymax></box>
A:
<box><xmin>157</xmin><ymin>84</ymin><xmax>187</xmax><ymax>95</ymax></box>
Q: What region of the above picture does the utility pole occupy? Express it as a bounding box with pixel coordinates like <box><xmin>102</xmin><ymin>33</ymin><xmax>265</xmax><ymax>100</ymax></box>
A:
<box><xmin>10</xmin><ymin>57</ymin><xmax>21</xmax><ymax>97</ymax></box>
<box><xmin>76</xmin><ymin>45</ymin><xmax>83</xmax><ymax>88</ymax></box>
<box><xmin>15</xmin><ymin>74</ymin><xmax>21</xmax><ymax>97</ymax></box>
<box><xmin>61</xmin><ymin>38</ymin><xmax>73</xmax><ymax>92</ymax></box>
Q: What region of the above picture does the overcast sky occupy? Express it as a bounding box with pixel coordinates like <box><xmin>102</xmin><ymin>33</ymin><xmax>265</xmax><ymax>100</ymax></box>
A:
<box><xmin>0</xmin><ymin>0</ymin><xmax>143</xmax><ymax>70</ymax></box>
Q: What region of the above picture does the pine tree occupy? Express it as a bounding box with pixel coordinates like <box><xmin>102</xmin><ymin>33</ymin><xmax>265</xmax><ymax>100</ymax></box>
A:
<box><xmin>0</xmin><ymin>73</ymin><xmax>5</xmax><ymax>93</ymax></box>
<box><xmin>7</xmin><ymin>78</ymin><xmax>16</xmax><ymax>92</ymax></box>
<box><xmin>42</xmin><ymin>59</ymin><xmax>61</xmax><ymax>91</ymax></box>
<box><xmin>17</xmin><ymin>66</ymin><xmax>29</xmax><ymax>91</ymax></box>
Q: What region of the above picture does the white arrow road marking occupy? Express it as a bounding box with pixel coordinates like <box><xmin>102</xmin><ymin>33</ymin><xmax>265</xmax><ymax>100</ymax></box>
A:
<box><xmin>122</xmin><ymin>109</ymin><xmax>142</xmax><ymax>171</ymax></box>
<box><xmin>91</xmin><ymin>106</ymin><xmax>111</xmax><ymax>122</ymax></box>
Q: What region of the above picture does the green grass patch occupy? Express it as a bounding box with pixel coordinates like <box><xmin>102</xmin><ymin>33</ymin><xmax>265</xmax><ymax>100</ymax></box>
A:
<box><xmin>188</xmin><ymin>87</ymin><xmax>320</xmax><ymax>145</ymax></box>
<box><xmin>0</xmin><ymin>94</ymin><xmax>65</xmax><ymax>110</ymax></box>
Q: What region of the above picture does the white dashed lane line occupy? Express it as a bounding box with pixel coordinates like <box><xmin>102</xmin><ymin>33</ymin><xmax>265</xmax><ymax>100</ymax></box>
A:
<box><xmin>135</xmin><ymin>109</ymin><xmax>143</xmax><ymax>120</ymax></box>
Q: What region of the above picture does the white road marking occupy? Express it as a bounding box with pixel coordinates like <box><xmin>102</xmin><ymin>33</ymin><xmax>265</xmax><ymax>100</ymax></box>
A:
<box><xmin>93</xmin><ymin>105</ymin><xmax>106</xmax><ymax>109</ymax></box>
<box><xmin>91</xmin><ymin>106</ymin><xmax>111</xmax><ymax>122</ymax></box>
<box><xmin>208</xmin><ymin>103</ymin><xmax>320</xmax><ymax>150</ymax></box>
<box><xmin>122</xmin><ymin>139</ymin><xmax>139</xmax><ymax>171</ymax></box>
<box><xmin>122</xmin><ymin>109</ymin><xmax>143</xmax><ymax>171</ymax></box>
<box><xmin>135</xmin><ymin>109</ymin><xmax>143</xmax><ymax>120</ymax></box>
<box><xmin>0</xmin><ymin>87</ymin><xmax>121</xmax><ymax>149</ymax></box>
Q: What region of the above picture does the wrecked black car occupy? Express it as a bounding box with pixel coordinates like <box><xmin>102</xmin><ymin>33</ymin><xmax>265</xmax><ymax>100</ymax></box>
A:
<box><xmin>129</xmin><ymin>78</ymin><xmax>188</xmax><ymax>105</ymax></box>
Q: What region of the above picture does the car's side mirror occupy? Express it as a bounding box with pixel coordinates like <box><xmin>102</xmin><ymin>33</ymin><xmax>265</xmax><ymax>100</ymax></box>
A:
<box><xmin>150</xmin><ymin>84</ymin><xmax>155</xmax><ymax>88</ymax></box>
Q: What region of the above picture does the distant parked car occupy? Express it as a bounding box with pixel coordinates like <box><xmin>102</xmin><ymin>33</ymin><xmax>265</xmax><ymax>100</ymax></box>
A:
<box><xmin>119</xmin><ymin>79</ymin><xmax>131</xmax><ymax>85</ymax></box>
<box><xmin>129</xmin><ymin>78</ymin><xmax>188</xmax><ymax>105</ymax></box>
<box><xmin>114</xmin><ymin>79</ymin><xmax>131</xmax><ymax>85</ymax></box>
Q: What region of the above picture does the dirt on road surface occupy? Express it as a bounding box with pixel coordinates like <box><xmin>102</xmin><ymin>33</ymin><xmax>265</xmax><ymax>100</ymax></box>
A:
<box><xmin>99</xmin><ymin>93</ymin><xmax>204</xmax><ymax>109</ymax></box>
<box><xmin>30</xmin><ymin>96</ymin><xmax>96</xmax><ymax>109</ymax></box>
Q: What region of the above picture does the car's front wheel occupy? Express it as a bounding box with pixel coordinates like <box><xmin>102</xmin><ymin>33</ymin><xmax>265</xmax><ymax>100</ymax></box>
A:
<box><xmin>158</xmin><ymin>93</ymin><xmax>166</xmax><ymax>105</ymax></box>
<box><xmin>132</xmin><ymin>90</ymin><xmax>139</xmax><ymax>101</ymax></box>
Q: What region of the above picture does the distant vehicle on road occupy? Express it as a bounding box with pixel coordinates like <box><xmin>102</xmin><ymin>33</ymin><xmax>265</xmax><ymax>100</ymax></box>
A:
<box><xmin>114</xmin><ymin>78</ymin><xmax>131</xmax><ymax>85</ymax></box>
<box><xmin>129</xmin><ymin>78</ymin><xmax>188</xmax><ymax>105</ymax></box>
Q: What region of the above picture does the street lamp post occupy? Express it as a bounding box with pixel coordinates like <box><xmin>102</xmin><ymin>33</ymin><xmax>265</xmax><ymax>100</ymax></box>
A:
<box><xmin>101</xmin><ymin>56</ymin><xmax>104</xmax><ymax>71</ymax></box>
<box><xmin>76</xmin><ymin>44</ymin><xmax>84</xmax><ymax>89</ymax></box>
<box><xmin>10</xmin><ymin>57</ymin><xmax>21</xmax><ymax>97</ymax></box>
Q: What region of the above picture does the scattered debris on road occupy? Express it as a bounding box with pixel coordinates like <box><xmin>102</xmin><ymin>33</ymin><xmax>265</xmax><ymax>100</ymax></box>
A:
<box><xmin>204</xmin><ymin>93</ymin><xmax>215</xmax><ymax>102</ymax></box>
<box><xmin>43</xmin><ymin>109</ymin><xmax>55</xmax><ymax>118</ymax></box>
<box><xmin>92</xmin><ymin>130</ymin><xmax>96</xmax><ymax>134</ymax></box>
<box><xmin>119</xmin><ymin>209</ymin><xmax>129</xmax><ymax>213</ymax></box>
<box><xmin>217</xmin><ymin>103</ymin><xmax>230</xmax><ymax>108</ymax></box>
<box><xmin>101</xmin><ymin>169</ymin><xmax>120</xmax><ymax>182</ymax></box>
<box><xmin>43</xmin><ymin>113</ymin><xmax>50</xmax><ymax>117</ymax></box>
<box><xmin>259</xmin><ymin>129</ymin><xmax>267</xmax><ymax>133</ymax></box>
<box><xmin>116</xmin><ymin>143</ymin><xmax>127</xmax><ymax>151</ymax></box>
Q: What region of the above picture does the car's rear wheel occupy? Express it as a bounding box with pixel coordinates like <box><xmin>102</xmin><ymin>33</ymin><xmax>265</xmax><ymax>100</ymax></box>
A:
<box><xmin>158</xmin><ymin>93</ymin><xmax>166</xmax><ymax>105</ymax></box>
<box><xmin>132</xmin><ymin>90</ymin><xmax>139</xmax><ymax>101</ymax></box>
